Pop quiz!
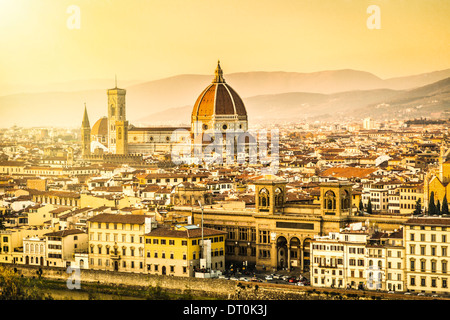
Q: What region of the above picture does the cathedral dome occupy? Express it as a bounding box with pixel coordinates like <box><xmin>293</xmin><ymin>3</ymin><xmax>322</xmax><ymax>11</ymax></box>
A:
<box><xmin>91</xmin><ymin>117</ymin><xmax>108</xmax><ymax>136</ymax></box>
<box><xmin>191</xmin><ymin>61</ymin><xmax>247</xmax><ymax>119</ymax></box>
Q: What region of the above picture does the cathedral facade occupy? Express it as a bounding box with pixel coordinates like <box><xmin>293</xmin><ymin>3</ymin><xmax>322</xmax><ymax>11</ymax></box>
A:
<box><xmin>81</xmin><ymin>61</ymin><xmax>249</xmax><ymax>162</ymax></box>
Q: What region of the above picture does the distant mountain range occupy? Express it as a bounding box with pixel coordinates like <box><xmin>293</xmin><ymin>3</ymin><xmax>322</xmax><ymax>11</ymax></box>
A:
<box><xmin>0</xmin><ymin>69</ymin><xmax>449</xmax><ymax>128</ymax></box>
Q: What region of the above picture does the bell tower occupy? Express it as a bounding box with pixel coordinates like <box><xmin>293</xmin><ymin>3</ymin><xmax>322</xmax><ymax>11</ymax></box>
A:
<box><xmin>81</xmin><ymin>104</ymin><xmax>91</xmax><ymax>158</ymax></box>
<box><xmin>254</xmin><ymin>175</ymin><xmax>287</xmax><ymax>214</ymax></box>
<box><xmin>107</xmin><ymin>76</ymin><xmax>127</xmax><ymax>154</ymax></box>
<box><xmin>320</xmin><ymin>182</ymin><xmax>353</xmax><ymax>216</ymax></box>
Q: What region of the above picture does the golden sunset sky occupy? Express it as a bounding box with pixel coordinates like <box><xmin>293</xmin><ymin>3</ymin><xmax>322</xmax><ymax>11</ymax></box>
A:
<box><xmin>0</xmin><ymin>0</ymin><xmax>449</xmax><ymax>87</ymax></box>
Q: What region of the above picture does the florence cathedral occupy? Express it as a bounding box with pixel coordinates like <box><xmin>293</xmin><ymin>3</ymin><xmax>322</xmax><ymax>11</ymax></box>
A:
<box><xmin>81</xmin><ymin>61</ymin><xmax>250</xmax><ymax>162</ymax></box>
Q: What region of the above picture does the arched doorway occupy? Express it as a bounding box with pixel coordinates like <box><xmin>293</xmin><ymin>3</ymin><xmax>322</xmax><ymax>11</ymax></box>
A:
<box><xmin>162</xmin><ymin>266</ymin><xmax>167</xmax><ymax>275</ymax></box>
<box><xmin>114</xmin><ymin>261</ymin><xmax>119</xmax><ymax>271</ymax></box>
<box><xmin>289</xmin><ymin>237</ymin><xmax>301</xmax><ymax>270</ymax></box>
<box><xmin>276</xmin><ymin>236</ymin><xmax>288</xmax><ymax>270</ymax></box>
<box><xmin>302</xmin><ymin>238</ymin><xmax>312</xmax><ymax>272</ymax></box>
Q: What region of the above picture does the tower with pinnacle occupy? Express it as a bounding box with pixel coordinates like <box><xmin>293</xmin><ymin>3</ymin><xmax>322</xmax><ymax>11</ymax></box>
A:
<box><xmin>81</xmin><ymin>104</ymin><xmax>91</xmax><ymax>157</ymax></box>
<box><xmin>107</xmin><ymin>77</ymin><xmax>128</xmax><ymax>155</ymax></box>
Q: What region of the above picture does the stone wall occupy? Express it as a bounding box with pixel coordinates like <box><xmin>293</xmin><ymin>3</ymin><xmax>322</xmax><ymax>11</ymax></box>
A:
<box><xmin>2</xmin><ymin>264</ymin><xmax>427</xmax><ymax>300</ymax></box>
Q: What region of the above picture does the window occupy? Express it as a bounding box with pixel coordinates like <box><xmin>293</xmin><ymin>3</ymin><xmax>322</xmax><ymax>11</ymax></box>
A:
<box><xmin>410</xmin><ymin>259</ymin><xmax>415</xmax><ymax>271</ymax></box>
<box><xmin>182</xmin><ymin>241</ymin><xmax>187</xmax><ymax>246</ymax></box>
<box><xmin>431</xmin><ymin>278</ymin><xmax>437</xmax><ymax>288</ymax></box>
<box><xmin>420</xmin><ymin>246</ymin><xmax>425</xmax><ymax>255</ymax></box>
<box><xmin>421</xmin><ymin>260</ymin><xmax>426</xmax><ymax>272</ymax></box>
<box><xmin>239</xmin><ymin>228</ymin><xmax>248</xmax><ymax>241</ymax></box>
<box><xmin>421</xmin><ymin>277</ymin><xmax>426</xmax><ymax>287</ymax></box>
<box><xmin>259</xmin><ymin>230</ymin><xmax>269</xmax><ymax>244</ymax></box>
<box><xmin>228</xmin><ymin>228</ymin><xmax>236</xmax><ymax>240</ymax></box>
<box><xmin>431</xmin><ymin>260</ymin><xmax>437</xmax><ymax>273</ymax></box>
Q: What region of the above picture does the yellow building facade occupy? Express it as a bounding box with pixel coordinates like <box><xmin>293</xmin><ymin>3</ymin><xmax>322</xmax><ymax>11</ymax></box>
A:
<box><xmin>144</xmin><ymin>225</ymin><xmax>226</xmax><ymax>277</ymax></box>
<box><xmin>87</xmin><ymin>213</ymin><xmax>152</xmax><ymax>273</ymax></box>
<box><xmin>405</xmin><ymin>217</ymin><xmax>450</xmax><ymax>294</ymax></box>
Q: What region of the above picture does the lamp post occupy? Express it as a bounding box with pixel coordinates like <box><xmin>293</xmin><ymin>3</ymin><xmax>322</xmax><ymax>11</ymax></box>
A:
<box><xmin>198</xmin><ymin>200</ymin><xmax>204</xmax><ymax>260</ymax></box>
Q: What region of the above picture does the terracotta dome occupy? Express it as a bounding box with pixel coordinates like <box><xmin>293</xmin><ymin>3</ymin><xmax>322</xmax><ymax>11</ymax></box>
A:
<box><xmin>191</xmin><ymin>61</ymin><xmax>247</xmax><ymax>118</ymax></box>
<box><xmin>91</xmin><ymin>117</ymin><xmax>108</xmax><ymax>136</ymax></box>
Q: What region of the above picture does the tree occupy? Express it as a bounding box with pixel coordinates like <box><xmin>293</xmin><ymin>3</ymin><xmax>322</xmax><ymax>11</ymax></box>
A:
<box><xmin>442</xmin><ymin>195</ymin><xmax>449</xmax><ymax>216</ymax></box>
<box><xmin>413</xmin><ymin>198</ymin><xmax>422</xmax><ymax>215</ymax></box>
<box><xmin>367</xmin><ymin>198</ymin><xmax>373</xmax><ymax>214</ymax></box>
<box><xmin>359</xmin><ymin>199</ymin><xmax>364</xmax><ymax>215</ymax></box>
<box><xmin>428</xmin><ymin>192</ymin><xmax>437</xmax><ymax>215</ymax></box>
<box><xmin>437</xmin><ymin>200</ymin><xmax>442</xmax><ymax>215</ymax></box>
<box><xmin>0</xmin><ymin>266</ymin><xmax>53</xmax><ymax>300</ymax></box>
<box><xmin>0</xmin><ymin>216</ymin><xmax>5</xmax><ymax>230</ymax></box>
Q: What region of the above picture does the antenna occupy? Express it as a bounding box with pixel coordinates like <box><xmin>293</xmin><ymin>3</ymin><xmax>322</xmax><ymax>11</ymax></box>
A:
<box><xmin>198</xmin><ymin>200</ymin><xmax>204</xmax><ymax>259</ymax></box>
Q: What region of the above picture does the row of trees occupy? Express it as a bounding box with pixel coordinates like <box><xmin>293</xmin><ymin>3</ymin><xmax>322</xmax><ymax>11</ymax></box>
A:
<box><xmin>427</xmin><ymin>191</ymin><xmax>449</xmax><ymax>216</ymax></box>
<box><xmin>358</xmin><ymin>192</ymin><xmax>449</xmax><ymax>216</ymax></box>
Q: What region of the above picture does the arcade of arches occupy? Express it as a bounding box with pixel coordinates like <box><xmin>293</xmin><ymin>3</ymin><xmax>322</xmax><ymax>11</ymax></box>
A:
<box><xmin>275</xmin><ymin>236</ymin><xmax>312</xmax><ymax>272</ymax></box>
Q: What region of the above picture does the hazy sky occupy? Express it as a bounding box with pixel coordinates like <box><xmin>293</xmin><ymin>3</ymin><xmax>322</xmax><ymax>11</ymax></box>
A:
<box><xmin>0</xmin><ymin>0</ymin><xmax>449</xmax><ymax>87</ymax></box>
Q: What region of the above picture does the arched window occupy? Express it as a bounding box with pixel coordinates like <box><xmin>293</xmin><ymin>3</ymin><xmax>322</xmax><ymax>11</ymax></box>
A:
<box><xmin>275</xmin><ymin>188</ymin><xmax>283</xmax><ymax>207</ymax></box>
<box><xmin>341</xmin><ymin>190</ymin><xmax>350</xmax><ymax>209</ymax></box>
<box><xmin>324</xmin><ymin>190</ymin><xmax>336</xmax><ymax>210</ymax></box>
<box><xmin>259</xmin><ymin>188</ymin><xmax>269</xmax><ymax>207</ymax></box>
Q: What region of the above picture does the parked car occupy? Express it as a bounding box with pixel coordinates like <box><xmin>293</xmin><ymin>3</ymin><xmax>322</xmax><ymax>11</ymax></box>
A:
<box><xmin>288</xmin><ymin>277</ymin><xmax>297</xmax><ymax>283</ymax></box>
<box><xmin>281</xmin><ymin>275</ymin><xmax>290</xmax><ymax>281</ymax></box>
<box><xmin>265</xmin><ymin>275</ymin><xmax>274</xmax><ymax>281</ymax></box>
<box><xmin>239</xmin><ymin>277</ymin><xmax>250</xmax><ymax>282</ymax></box>
<box><xmin>273</xmin><ymin>274</ymin><xmax>282</xmax><ymax>279</ymax></box>
<box><xmin>296</xmin><ymin>282</ymin><xmax>305</xmax><ymax>286</ymax></box>
<box><xmin>229</xmin><ymin>276</ymin><xmax>239</xmax><ymax>281</ymax></box>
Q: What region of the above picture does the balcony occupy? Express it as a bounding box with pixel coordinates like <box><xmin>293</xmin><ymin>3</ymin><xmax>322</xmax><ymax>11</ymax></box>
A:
<box><xmin>110</xmin><ymin>253</ymin><xmax>121</xmax><ymax>260</ymax></box>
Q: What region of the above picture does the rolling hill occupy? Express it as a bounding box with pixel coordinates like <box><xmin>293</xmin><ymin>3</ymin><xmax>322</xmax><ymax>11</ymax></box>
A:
<box><xmin>0</xmin><ymin>69</ymin><xmax>449</xmax><ymax>127</ymax></box>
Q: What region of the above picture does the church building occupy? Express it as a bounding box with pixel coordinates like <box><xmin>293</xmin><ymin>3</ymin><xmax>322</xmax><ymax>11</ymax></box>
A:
<box><xmin>81</xmin><ymin>61</ymin><xmax>250</xmax><ymax>162</ymax></box>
